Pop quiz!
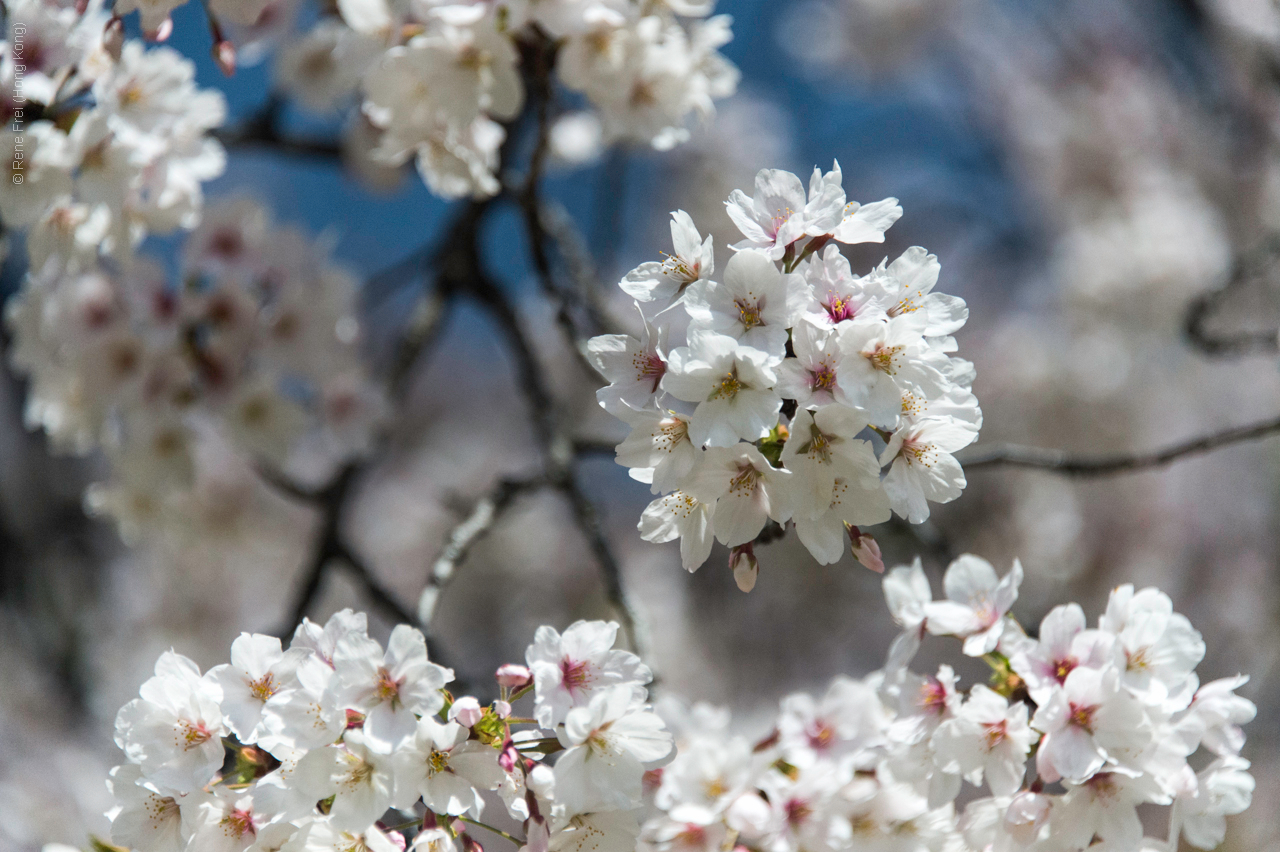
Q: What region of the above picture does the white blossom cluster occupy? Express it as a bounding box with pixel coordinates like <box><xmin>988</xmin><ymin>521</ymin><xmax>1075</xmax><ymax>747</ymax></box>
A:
<box><xmin>1</xmin><ymin>0</ymin><xmax>226</xmax><ymax>261</ymax></box>
<box><xmin>643</xmin><ymin>554</ymin><xmax>1256</xmax><ymax>852</ymax></box>
<box><xmin>274</xmin><ymin>0</ymin><xmax>738</xmax><ymax>198</ymax></box>
<box><xmin>107</xmin><ymin>613</ymin><xmax>673</xmax><ymax>852</ymax></box>
<box><xmin>588</xmin><ymin>163</ymin><xmax>980</xmax><ymax>585</ymax></box>
<box><xmin>6</xmin><ymin>197</ymin><xmax>386</xmax><ymax>542</ymax></box>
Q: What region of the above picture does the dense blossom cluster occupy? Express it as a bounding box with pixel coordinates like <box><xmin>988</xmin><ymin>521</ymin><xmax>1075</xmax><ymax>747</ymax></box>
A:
<box><xmin>1</xmin><ymin>0</ymin><xmax>225</xmax><ymax>258</ymax></box>
<box><xmin>643</xmin><ymin>554</ymin><xmax>1256</xmax><ymax>852</ymax></box>
<box><xmin>7</xmin><ymin>197</ymin><xmax>386</xmax><ymax>541</ymax></box>
<box><xmin>108</xmin><ymin>613</ymin><xmax>672</xmax><ymax>852</ymax></box>
<box><xmin>588</xmin><ymin>164</ymin><xmax>980</xmax><ymax>583</ymax></box>
<box><xmin>273</xmin><ymin>0</ymin><xmax>738</xmax><ymax>198</ymax></box>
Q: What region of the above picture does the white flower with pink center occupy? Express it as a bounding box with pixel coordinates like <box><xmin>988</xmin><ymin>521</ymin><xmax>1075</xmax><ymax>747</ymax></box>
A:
<box><xmin>724</xmin><ymin>169</ymin><xmax>811</xmax><ymax>260</ymax></box>
<box><xmin>879</xmin><ymin>415</ymin><xmax>978</xmax><ymax>524</ymax></box>
<box><xmin>795</xmin><ymin>244</ymin><xmax>888</xmax><ymax>330</ymax></box>
<box><xmin>209</xmin><ymin>632</ymin><xmax>310</xmax><ymax>746</ymax></box>
<box><xmin>922</xmin><ymin>555</ymin><xmax>1023</xmax><ymax>656</ymax></box>
<box><xmin>931</xmin><ymin>684</ymin><xmax>1035</xmax><ymax>796</ymax></box>
<box><xmin>526</xmin><ymin>620</ymin><xmax>652</xmax><ymax>728</ymax></box>
<box><xmin>620</xmin><ymin>210</ymin><xmax>714</xmax><ymax>306</ymax></box>
<box><xmin>327</xmin><ymin>624</ymin><xmax>453</xmax><ymax>753</ymax></box>
<box><xmin>774</xmin><ymin>323</ymin><xmax>856</xmax><ymax>409</ymax></box>
<box><xmin>1031</xmin><ymin>666</ymin><xmax>1151</xmax><ymax>784</ymax></box>
<box><xmin>587</xmin><ymin>313</ymin><xmax>669</xmax><ymax>417</ymax></box>
<box><xmin>685</xmin><ymin>443</ymin><xmax>792</xmax><ymax>548</ymax></box>
<box><xmin>553</xmin><ymin>685</ymin><xmax>674</xmax><ymax>816</ymax></box>
<box><xmin>1009</xmin><ymin>604</ymin><xmax>1119</xmax><ymax>705</ymax></box>
<box><xmin>114</xmin><ymin>651</ymin><xmax>227</xmax><ymax>793</ymax></box>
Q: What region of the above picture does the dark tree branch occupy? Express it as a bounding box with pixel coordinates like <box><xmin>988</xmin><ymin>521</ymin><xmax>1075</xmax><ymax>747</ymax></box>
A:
<box><xmin>960</xmin><ymin>413</ymin><xmax>1280</xmax><ymax>475</ymax></box>
<box><xmin>1185</xmin><ymin>237</ymin><xmax>1280</xmax><ymax>357</ymax></box>
<box><xmin>260</xmin><ymin>30</ymin><xmax>646</xmax><ymax>670</ymax></box>
<box><xmin>214</xmin><ymin>96</ymin><xmax>343</xmax><ymax>161</ymax></box>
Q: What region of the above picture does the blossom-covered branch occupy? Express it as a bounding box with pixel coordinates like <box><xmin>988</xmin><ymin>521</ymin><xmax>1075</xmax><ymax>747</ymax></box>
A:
<box><xmin>99</xmin><ymin>553</ymin><xmax>1258</xmax><ymax>852</ymax></box>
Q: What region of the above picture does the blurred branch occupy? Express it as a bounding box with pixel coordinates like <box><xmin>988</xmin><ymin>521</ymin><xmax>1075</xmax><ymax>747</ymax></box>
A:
<box><xmin>262</xmin><ymin>30</ymin><xmax>646</xmax><ymax>669</ymax></box>
<box><xmin>214</xmin><ymin>96</ymin><xmax>343</xmax><ymax>161</ymax></box>
<box><xmin>420</xmin><ymin>475</ymin><xmax>549</xmax><ymax>622</ymax></box>
<box><xmin>961</xmin><ymin>412</ymin><xmax>1280</xmax><ymax>475</ymax></box>
<box><xmin>1185</xmin><ymin>238</ymin><xmax>1280</xmax><ymax>357</ymax></box>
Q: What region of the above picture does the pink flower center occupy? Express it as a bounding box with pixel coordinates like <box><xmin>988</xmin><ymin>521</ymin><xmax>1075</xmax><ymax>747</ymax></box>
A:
<box><xmin>634</xmin><ymin>352</ymin><xmax>666</xmax><ymax>392</ymax></box>
<box><xmin>984</xmin><ymin>720</ymin><xmax>1008</xmax><ymax>750</ymax></box>
<box><xmin>1068</xmin><ymin>702</ymin><xmax>1097</xmax><ymax>733</ymax></box>
<box><xmin>675</xmin><ymin>824</ymin><xmax>706</xmax><ymax>847</ymax></box>
<box><xmin>807</xmin><ymin>720</ymin><xmax>836</xmax><ymax>751</ymax></box>
<box><xmin>221</xmin><ymin>808</ymin><xmax>256</xmax><ymax>838</ymax></box>
<box><xmin>920</xmin><ymin>679</ymin><xmax>948</xmax><ymax>714</ymax></box>
<box><xmin>178</xmin><ymin>719</ymin><xmax>213</xmax><ymax>750</ymax></box>
<box><xmin>1054</xmin><ymin>657</ymin><xmax>1077</xmax><ymax>683</ymax></box>
<box><xmin>785</xmin><ymin>798</ymin><xmax>812</xmax><ymax>826</ymax></box>
<box><xmin>560</xmin><ymin>658</ymin><xmax>592</xmax><ymax>693</ymax></box>
<box><xmin>811</xmin><ymin>364</ymin><xmax>837</xmax><ymax>392</ymax></box>
<box><xmin>823</xmin><ymin>293</ymin><xmax>857</xmax><ymax>323</ymax></box>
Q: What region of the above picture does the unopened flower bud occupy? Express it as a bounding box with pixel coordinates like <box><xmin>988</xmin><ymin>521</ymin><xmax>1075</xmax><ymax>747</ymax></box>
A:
<box><xmin>103</xmin><ymin>18</ymin><xmax>124</xmax><ymax>60</ymax></box>
<box><xmin>461</xmin><ymin>834</ymin><xmax>483</xmax><ymax>852</ymax></box>
<box><xmin>498</xmin><ymin>736</ymin><xmax>519</xmax><ymax>773</ymax></box>
<box><xmin>495</xmin><ymin>663</ymin><xmax>532</xmax><ymax>689</ymax></box>
<box><xmin>494</xmin><ymin>700</ymin><xmax>512</xmax><ymax>718</ymax></box>
<box><xmin>213</xmin><ymin>40</ymin><xmax>236</xmax><ymax>76</ymax></box>
<box><xmin>345</xmin><ymin>709</ymin><xmax>365</xmax><ymax>729</ymax></box>
<box><xmin>730</xmin><ymin>543</ymin><xmax>758</xmax><ymax>593</ymax></box>
<box><xmin>847</xmin><ymin>526</ymin><xmax>884</xmax><ymax>573</ymax></box>
<box><xmin>147</xmin><ymin>16</ymin><xmax>173</xmax><ymax>41</ymax></box>
<box><xmin>448</xmin><ymin>696</ymin><xmax>484</xmax><ymax>727</ymax></box>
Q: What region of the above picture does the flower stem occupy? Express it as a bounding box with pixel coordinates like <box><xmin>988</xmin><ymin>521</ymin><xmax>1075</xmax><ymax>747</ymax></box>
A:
<box><xmin>458</xmin><ymin>816</ymin><xmax>526</xmax><ymax>846</ymax></box>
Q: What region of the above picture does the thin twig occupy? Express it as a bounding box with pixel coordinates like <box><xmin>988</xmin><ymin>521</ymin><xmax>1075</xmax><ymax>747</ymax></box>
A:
<box><xmin>561</xmin><ymin>475</ymin><xmax>642</xmax><ymax>651</ymax></box>
<box><xmin>960</xmin><ymin>413</ymin><xmax>1280</xmax><ymax>475</ymax></box>
<box><xmin>457</xmin><ymin>816</ymin><xmax>526</xmax><ymax>846</ymax></box>
<box><xmin>418</xmin><ymin>475</ymin><xmax>549</xmax><ymax>625</ymax></box>
<box><xmin>1185</xmin><ymin>237</ymin><xmax>1280</xmax><ymax>357</ymax></box>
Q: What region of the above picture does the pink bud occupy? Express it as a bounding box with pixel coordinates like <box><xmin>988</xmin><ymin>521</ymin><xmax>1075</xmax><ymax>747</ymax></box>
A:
<box><xmin>496</xmin><ymin>663</ymin><xmax>532</xmax><ymax>690</ymax></box>
<box><xmin>462</xmin><ymin>834</ymin><xmax>483</xmax><ymax>852</ymax></box>
<box><xmin>449</xmin><ymin>696</ymin><xmax>484</xmax><ymax>728</ymax></box>
<box><xmin>213</xmin><ymin>40</ymin><xmax>237</xmax><ymax>76</ymax></box>
<box><xmin>498</xmin><ymin>737</ymin><xmax>519</xmax><ymax>773</ymax></box>
<box><xmin>494</xmin><ymin>700</ymin><xmax>512</xmax><ymax>719</ymax></box>
<box><xmin>730</xmin><ymin>543</ymin><xmax>758</xmax><ymax>593</ymax></box>
<box><xmin>345</xmin><ymin>709</ymin><xmax>365</xmax><ymax>729</ymax></box>
<box><xmin>146</xmin><ymin>16</ymin><xmax>173</xmax><ymax>41</ymax></box>
<box><xmin>103</xmin><ymin>17</ymin><xmax>124</xmax><ymax>59</ymax></box>
<box><xmin>847</xmin><ymin>526</ymin><xmax>884</xmax><ymax>573</ymax></box>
